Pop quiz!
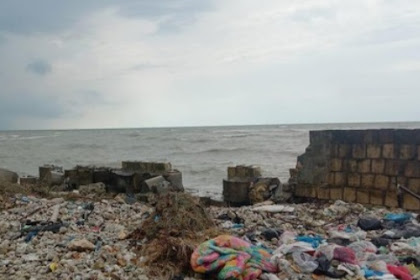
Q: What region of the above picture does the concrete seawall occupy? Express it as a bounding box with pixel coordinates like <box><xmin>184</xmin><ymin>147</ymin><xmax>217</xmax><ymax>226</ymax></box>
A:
<box><xmin>293</xmin><ymin>129</ymin><xmax>420</xmax><ymax>210</ymax></box>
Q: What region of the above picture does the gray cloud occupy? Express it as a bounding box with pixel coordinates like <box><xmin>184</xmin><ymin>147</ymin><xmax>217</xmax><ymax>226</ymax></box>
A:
<box><xmin>26</xmin><ymin>60</ymin><xmax>52</xmax><ymax>76</ymax></box>
<box><xmin>0</xmin><ymin>93</ymin><xmax>62</xmax><ymax>129</ymax></box>
<box><xmin>0</xmin><ymin>0</ymin><xmax>213</xmax><ymax>34</ymax></box>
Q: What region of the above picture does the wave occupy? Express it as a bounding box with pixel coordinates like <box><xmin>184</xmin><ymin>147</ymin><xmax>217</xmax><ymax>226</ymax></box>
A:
<box><xmin>65</xmin><ymin>143</ymin><xmax>102</xmax><ymax>149</ymax></box>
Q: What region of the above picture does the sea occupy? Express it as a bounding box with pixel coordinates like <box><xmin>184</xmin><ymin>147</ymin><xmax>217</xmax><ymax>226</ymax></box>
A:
<box><xmin>1</xmin><ymin>122</ymin><xmax>419</xmax><ymax>199</ymax></box>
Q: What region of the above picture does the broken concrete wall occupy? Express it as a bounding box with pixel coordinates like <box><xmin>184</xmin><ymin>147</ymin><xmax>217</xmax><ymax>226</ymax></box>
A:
<box><xmin>293</xmin><ymin>129</ymin><xmax>420</xmax><ymax>210</ymax></box>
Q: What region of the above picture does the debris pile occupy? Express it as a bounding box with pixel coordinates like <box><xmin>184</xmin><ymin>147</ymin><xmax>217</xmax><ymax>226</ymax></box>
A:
<box><xmin>223</xmin><ymin>165</ymin><xmax>292</xmax><ymax>206</ymax></box>
<box><xmin>129</xmin><ymin>192</ymin><xmax>219</xmax><ymax>279</ymax></box>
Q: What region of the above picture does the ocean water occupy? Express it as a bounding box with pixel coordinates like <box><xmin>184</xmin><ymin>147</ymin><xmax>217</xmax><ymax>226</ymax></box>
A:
<box><xmin>1</xmin><ymin>122</ymin><xmax>419</xmax><ymax>198</ymax></box>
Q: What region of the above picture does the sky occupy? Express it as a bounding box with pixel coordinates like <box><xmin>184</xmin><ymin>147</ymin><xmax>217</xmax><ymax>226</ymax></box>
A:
<box><xmin>0</xmin><ymin>0</ymin><xmax>420</xmax><ymax>130</ymax></box>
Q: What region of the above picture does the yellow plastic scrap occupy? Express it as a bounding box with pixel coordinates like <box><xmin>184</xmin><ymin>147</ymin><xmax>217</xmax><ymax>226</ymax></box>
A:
<box><xmin>405</xmin><ymin>263</ymin><xmax>419</xmax><ymax>276</ymax></box>
<box><xmin>49</xmin><ymin>262</ymin><xmax>58</xmax><ymax>272</ymax></box>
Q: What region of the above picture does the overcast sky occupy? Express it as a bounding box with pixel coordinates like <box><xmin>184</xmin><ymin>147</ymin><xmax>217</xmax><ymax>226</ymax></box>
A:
<box><xmin>0</xmin><ymin>0</ymin><xmax>419</xmax><ymax>130</ymax></box>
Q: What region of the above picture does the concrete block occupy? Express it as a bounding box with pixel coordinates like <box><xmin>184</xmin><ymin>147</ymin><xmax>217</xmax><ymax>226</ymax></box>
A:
<box><xmin>382</xmin><ymin>144</ymin><xmax>395</xmax><ymax>159</ymax></box>
<box><xmin>367</xmin><ymin>144</ymin><xmax>381</xmax><ymax>158</ymax></box>
<box><xmin>385</xmin><ymin>191</ymin><xmax>399</xmax><ymax>208</ymax></box>
<box><xmin>352</xmin><ymin>144</ymin><xmax>366</xmax><ymax>159</ymax></box>
<box><xmin>357</xmin><ymin>190</ymin><xmax>370</xmax><ymax>204</ymax></box>
<box><xmin>19</xmin><ymin>176</ymin><xmax>38</xmax><ymax>186</ymax></box>
<box><xmin>358</xmin><ymin>159</ymin><xmax>371</xmax><ymax>173</ymax></box>
<box><xmin>399</xmin><ymin>145</ymin><xmax>416</xmax><ymax>160</ymax></box>
<box><xmin>343</xmin><ymin>187</ymin><xmax>356</xmax><ymax>202</ymax></box>
<box><xmin>403</xmin><ymin>194</ymin><xmax>420</xmax><ymax>210</ymax></box>
<box><xmin>338</xmin><ymin>144</ymin><xmax>351</xmax><ymax>158</ymax></box>
<box><xmin>418</xmin><ymin>145</ymin><xmax>420</xmax><ymax>160</ymax></box>
<box><xmin>363</xmin><ymin>130</ymin><xmax>378</xmax><ymax>144</ymax></box>
<box><xmin>371</xmin><ymin>159</ymin><xmax>385</xmax><ymax>174</ymax></box>
<box><xmin>223</xmin><ymin>180</ymin><xmax>251</xmax><ymax>205</ymax></box>
<box><xmin>334</xmin><ymin>172</ymin><xmax>346</xmax><ymax>186</ymax></box>
<box><xmin>227</xmin><ymin>167</ymin><xmax>236</xmax><ymax>180</ymax></box>
<box><xmin>346</xmin><ymin>160</ymin><xmax>358</xmax><ymax>172</ymax></box>
<box><xmin>163</xmin><ymin>170</ymin><xmax>184</xmax><ymax>192</ymax></box>
<box><xmin>361</xmin><ymin>174</ymin><xmax>375</xmax><ymax>188</ymax></box>
<box><xmin>378</xmin><ymin>130</ymin><xmax>394</xmax><ymax>144</ymax></box>
<box><xmin>384</xmin><ymin>160</ymin><xmax>402</xmax><ymax>176</ymax></box>
<box><xmin>294</xmin><ymin>185</ymin><xmax>310</xmax><ymax>197</ymax></box>
<box><xmin>328</xmin><ymin>173</ymin><xmax>335</xmax><ymax>185</ymax></box>
<box><xmin>405</xmin><ymin>161</ymin><xmax>420</xmax><ymax>177</ymax></box>
<box><xmin>374</xmin><ymin>175</ymin><xmax>389</xmax><ymax>190</ymax></box>
<box><xmin>0</xmin><ymin>168</ymin><xmax>18</xmax><ymax>183</ymax></box>
<box><xmin>407</xmin><ymin>178</ymin><xmax>420</xmax><ymax>192</ymax></box>
<box><xmin>77</xmin><ymin>168</ymin><xmax>94</xmax><ymax>186</ymax></box>
<box><xmin>330</xmin><ymin>158</ymin><xmax>342</xmax><ymax>172</ymax></box>
<box><xmin>348</xmin><ymin>173</ymin><xmax>361</xmax><ymax>187</ymax></box>
<box><xmin>330</xmin><ymin>144</ymin><xmax>339</xmax><ymax>157</ymax></box>
<box><xmin>317</xmin><ymin>186</ymin><xmax>330</xmax><ymax>200</ymax></box>
<box><xmin>370</xmin><ymin>190</ymin><xmax>384</xmax><ymax>205</ymax></box>
<box><xmin>330</xmin><ymin>187</ymin><xmax>343</xmax><ymax>200</ymax></box>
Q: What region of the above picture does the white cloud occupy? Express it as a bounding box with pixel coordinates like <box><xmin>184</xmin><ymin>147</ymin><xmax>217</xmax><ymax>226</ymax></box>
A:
<box><xmin>0</xmin><ymin>0</ymin><xmax>420</xmax><ymax>129</ymax></box>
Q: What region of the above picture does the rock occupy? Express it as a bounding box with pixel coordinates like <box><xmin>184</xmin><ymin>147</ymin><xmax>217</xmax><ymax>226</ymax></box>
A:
<box><xmin>118</xmin><ymin>230</ymin><xmax>128</xmax><ymax>240</ymax></box>
<box><xmin>0</xmin><ymin>168</ymin><xmax>18</xmax><ymax>183</ymax></box>
<box><xmin>68</xmin><ymin>239</ymin><xmax>95</xmax><ymax>251</ymax></box>
<box><xmin>79</xmin><ymin>182</ymin><xmax>106</xmax><ymax>195</ymax></box>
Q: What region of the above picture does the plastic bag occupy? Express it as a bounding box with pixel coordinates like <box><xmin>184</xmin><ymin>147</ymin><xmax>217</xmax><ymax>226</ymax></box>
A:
<box><xmin>358</xmin><ymin>217</ymin><xmax>382</xmax><ymax>231</ymax></box>
<box><xmin>384</xmin><ymin>213</ymin><xmax>412</xmax><ymax>224</ymax></box>
<box><xmin>295</xmin><ymin>235</ymin><xmax>324</xmax><ymax>248</ymax></box>
<box><xmin>333</xmin><ymin>247</ymin><xmax>357</xmax><ymax>265</ymax></box>
<box><xmin>292</xmin><ymin>251</ymin><xmax>319</xmax><ymax>273</ymax></box>
<box><xmin>348</xmin><ymin>241</ymin><xmax>377</xmax><ymax>262</ymax></box>
<box><xmin>328</xmin><ymin>225</ymin><xmax>367</xmax><ymax>241</ymax></box>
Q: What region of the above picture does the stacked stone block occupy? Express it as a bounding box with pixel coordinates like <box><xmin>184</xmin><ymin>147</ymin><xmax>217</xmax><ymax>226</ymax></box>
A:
<box><xmin>294</xmin><ymin>129</ymin><xmax>420</xmax><ymax>210</ymax></box>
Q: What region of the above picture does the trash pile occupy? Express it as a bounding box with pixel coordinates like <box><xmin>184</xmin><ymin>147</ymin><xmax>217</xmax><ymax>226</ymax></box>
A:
<box><xmin>129</xmin><ymin>192</ymin><xmax>219</xmax><ymax>279</ymax></box>
<box><xmin>0</xmin><ymin>189</ymin><xmax>156</xmax><ymax>280</ymax></box>
<box><xmin>1</xmin><ymin>175</ymin><xmax>420</xmax><ymax>280</ymax></box>
<box><xmin>206</xmin><ymin>200</ymin><xmax>420</xmax><ymax>280</ymax></box>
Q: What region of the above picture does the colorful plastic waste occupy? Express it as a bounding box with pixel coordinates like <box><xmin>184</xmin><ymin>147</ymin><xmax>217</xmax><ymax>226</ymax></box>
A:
<box><xmin>190</xmin><ymin>235</ymin><xmax>277</xmax><ymax>280</ymax></box>
<box><xmin>384</xmin><ymin>213</ymin><xmax>412</xmax><ymax>224</ymax></box>
<box><xmin>295</xmin><ymin>235</ymin><xmax>323</xmax><ymax>248</ymax></box>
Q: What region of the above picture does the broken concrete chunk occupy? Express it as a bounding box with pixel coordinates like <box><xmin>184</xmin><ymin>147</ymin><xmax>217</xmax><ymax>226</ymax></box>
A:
<box><xmin>0</xmin><ymin>168</ymin><xmax>18</xmax><ymax>183</ymax></box>
<box><xmin>78</xmin><ymin>182</ymin><xmax>106</xmax><ymax>195</ymax></box>
<box><xmin>68</xmin><ymin>239</ymin><xmax>95</xmax><ymax>251</ymax></box>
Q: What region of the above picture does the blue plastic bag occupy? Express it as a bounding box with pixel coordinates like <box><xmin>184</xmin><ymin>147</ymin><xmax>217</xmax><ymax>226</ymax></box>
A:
<box><xmin>384</xmin><ymin>213</ymin><xmax>412</xmax><ymax>224</ymax></box>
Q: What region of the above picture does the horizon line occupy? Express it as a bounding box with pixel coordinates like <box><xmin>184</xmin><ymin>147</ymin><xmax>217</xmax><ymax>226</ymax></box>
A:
<box><xmin>1</xmin><ymin>120</ymin><xmax>419</xmax><ymax>132</ymax></box>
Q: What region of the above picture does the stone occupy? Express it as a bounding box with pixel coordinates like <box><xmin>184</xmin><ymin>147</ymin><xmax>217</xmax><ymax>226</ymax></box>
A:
<box><xmin>374</xmin><ymin>175</ymin><xmax>389</xmax><ymax>190</ymax></box>
<box><xmin>348</xmin><ymin>173</ymin><xmax>361</xmax><ymax>187</ymax></box>
<box><xmin>79</xmin><ymin>182</ymin><xmax>106</xmax><ymax>195</ymax></box>
<box><xmin>68</xmin><ymin>239</ymin><xmax>95</xmax><ymax>251</ymax></box>
<box><xmin>330</xmin><ymin>187</ymin><xmax>343</xmax><ymax>200</ymax></box>
<box><xmin>382</xmin><ymin>144</ymin><xmax>395</xmax><ymax>159</ymax></box>
<box><xmin>403</xmin><ymin>194</ymin><xmax>420</xmax><ymax>210</ymax></box>
<box><xmin>317</xmin><ymin>186</ymin><xmax>330</xmax><ymax>200</ymax></box>
<box><xmin>404</xmin><ymin>161</ymin><xmax>420</xmax><ymax>177</ymax></box>
<box><xmin>356</xmin><ymin>190</ymin><xmax>370</xmax><ymax>204</ymax></box>
<box><xmin>338</xmin><ymin>144</ymin><xmax>351</xmax><ymax>158</ymax></box>
<box><xmin>334</xmin><ymin>172</ymin><xmax>346</xmax><ymax>186</ymax></box>
<box><xmin>343</xmin><ymin>187</ymin><xmax>356</xmax><ymax>202</ymax></box>
<box><xmin>408</xmin><ymin>178</ymin><xmax>420</xmax><ymax>192</ymax></box>
<box><xmin>384</xmin><ymin>191</ymin><xmax>399</xmax><ymax>208</ymax></box>
<box><xmin>0</xmin><ymin>168</ymin><xmax>18</xmax><ymax>183</ymax></box>
<box><xmin>358</xmin><ymin>159</ymin><xmax>371</xmax><ymax>173</ymax></box>
<box><xmin>330</xmin><ymin>158</ymin><xmax>342</xmax><ymax>172</ymax></box>
<box><xmin>399</xmin><ymin>145</ymin><xmax>416</xmax><ymax>160</ymax></box>
<box><xmin>366</xmin><ymin>144</ymin><xmax>381</xmax><ymax>158</ymax></box>
<box><xmin>371</xmin><ymin>159</ymin><xmax>385</xmax><ymax>174</ymax></box>
<box><xmin>369</xmin><ymin>190</ymin><xmax>384</xmax><ymax>205</ymax></box>
<box><xmin>346</xmin><ymin>159</ymin><xmax>358</xmax><ymax>172</ymax></box>
<box><xmin>352</xmin><ymin>144</ymin><xmax>366</xmax><ymax>159</ymax></box>
<box><xmin>361</xmin><ymin>174</ymin><xmax>375</xmax><ymax>188</ymax></box>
